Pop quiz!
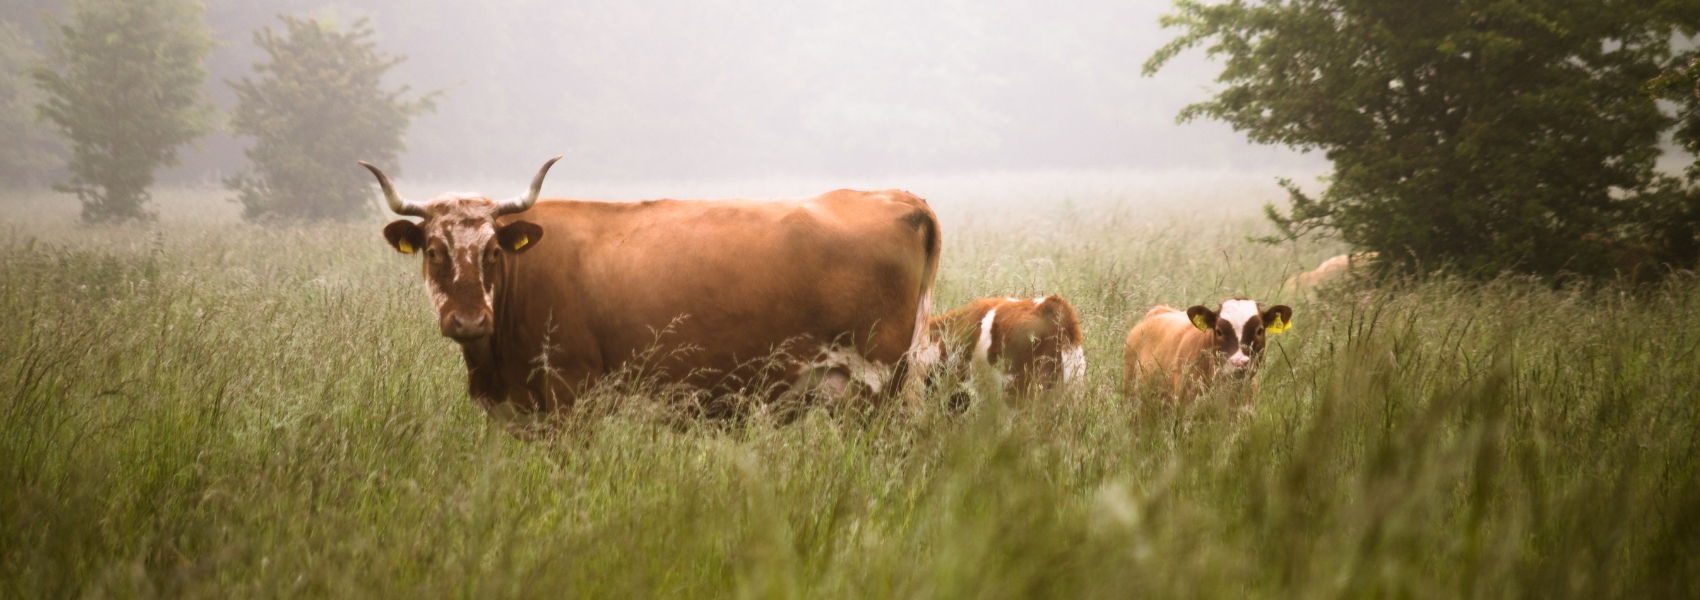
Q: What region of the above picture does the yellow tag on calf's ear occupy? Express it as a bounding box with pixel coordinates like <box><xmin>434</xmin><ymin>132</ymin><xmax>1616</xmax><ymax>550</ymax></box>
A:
<box><xmin>397</xmin><ymin>240</ymin><xmax>415</xmax><ymax>254</ymax></box>
<box><xmin>1190</xmin><ymin>313</ymin><xmax>1210</xmax><ymax>331</ymax></box>
<box><xmin>1267</xmin><ymin>315</ymin><xmax>1291</xmax><ymax>334</ymax></box>
<box><xmin>512</xmin><ymin>235</ymin><xmax>528</xmax><ymax>250</ymax></box>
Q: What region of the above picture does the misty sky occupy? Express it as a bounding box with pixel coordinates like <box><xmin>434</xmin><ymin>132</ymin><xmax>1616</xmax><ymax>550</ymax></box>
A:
<box><xmin>119</xmin><ymin>1</ymin><xmax>1321</xmax><ymax>182</ymax></box>
<box><xmin>181</xmin><ymin>0</ymin><xmax>1324</xmax><ymax>182</ymax></box>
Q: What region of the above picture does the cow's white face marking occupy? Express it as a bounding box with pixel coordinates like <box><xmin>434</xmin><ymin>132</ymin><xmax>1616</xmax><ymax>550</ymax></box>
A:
<box><xmin>1217</xmin><ymin>299</ymin><xmax>1259</xmax><ymax>372</ymax></box>
<box><xmin>446</xmin><ymin>222</ymin><xmax>496</xmax><ymax>284</ymax></box>
<box><xmin>1217</xmin><ymin>300</ymin><xmax>1258</xmax><ymax>338</ymax></box>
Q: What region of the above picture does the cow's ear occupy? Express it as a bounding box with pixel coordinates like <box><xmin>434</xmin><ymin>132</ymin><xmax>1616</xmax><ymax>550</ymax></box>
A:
<box><xmin>1185</xmin><ymin>305</ymin><xmax>1216</xmax><ymax>332</ymax></box>
<box><xmin>497</xmin><ymin>221</ymin><xmax>543</xmax><ymax>253</ymax></box>
<box><xmin>383</xmin><ymin>220</ymin><xmax>425</xmax><ymax>254</ymax></box>
<box><xmin>1263</xmin><ymin>305</ymin><xmax>1294</xmax><ymax>334</ymax></box>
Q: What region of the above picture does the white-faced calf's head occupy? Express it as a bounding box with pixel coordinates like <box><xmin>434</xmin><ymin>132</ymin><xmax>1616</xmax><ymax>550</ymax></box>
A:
<box><xmin>1186</xmin><ymin>298</ymin><xmax>1293</xmax><ymax>374</ymax></box>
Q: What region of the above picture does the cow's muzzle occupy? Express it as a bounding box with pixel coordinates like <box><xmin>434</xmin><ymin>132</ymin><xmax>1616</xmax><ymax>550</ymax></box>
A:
<box><xmin>442</xmin><ymin>311</ymin><xmax>493</xmax><ymax>340</ymax></box>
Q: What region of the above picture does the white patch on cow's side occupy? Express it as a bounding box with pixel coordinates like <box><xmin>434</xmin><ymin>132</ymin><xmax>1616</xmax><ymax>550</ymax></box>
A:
<box><xmin>1033</xmin><ymin>296</ymin><xmax>1047</xmax><ymax>306</ymax></box>
<box><xmin>972</xmin><ymin>308</ymin><xmax>998</xmax><ymax>367</ymax></box>
<box><xmin>1061</xmin><ymin>343</ymin><xmax>1086</xmax><ymax>382</ymax></box>
<box><xmin>911</xmin><ymin>339</ymin><xmax>942</xmax><ymax>372</ymax></box>
<box><xmin>907</xmin><ymin>287</ymin><xmax>934</xmax><ymax>362</ymax></box>
<box><xmin>806</xmin><ymin>347</ymin><xmax>893</xmax><ymax>394</ymax></box>
<box><xmin>1004</xmin><ymin>297</ymin><xmax>1021</xmax><ymax>303</ymax></box>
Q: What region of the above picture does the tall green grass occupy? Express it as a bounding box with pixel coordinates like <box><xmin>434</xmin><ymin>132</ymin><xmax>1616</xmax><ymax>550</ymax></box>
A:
<box><xmin>1</xmin><ymin>185</ymin><xmax>1696</xmax><ymax>597</ymax></box>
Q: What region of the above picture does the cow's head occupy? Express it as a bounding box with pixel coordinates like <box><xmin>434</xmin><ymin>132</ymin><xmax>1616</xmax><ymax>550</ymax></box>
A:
<box><xmin>1186</xmin><ymin>298</ymin><xmax>1292</xmax><ymax>374</ymax></box>
<box><xmin>362</xmin><ymin>157</ymin><xmax>560</xmax><ymax>341</ymax></box>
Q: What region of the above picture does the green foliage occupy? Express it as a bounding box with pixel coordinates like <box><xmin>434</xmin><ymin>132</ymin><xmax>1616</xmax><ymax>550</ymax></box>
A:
<box><xmin>1651</xmin><ymin>52</ymin><xmax>1700</xmax><ymax>179</ymax></box>
<box><xmin>30</xmin><ymin>0</ymin><xmax>214</xmax><ymax>223</ymax></box>
<box><xmin>226</xmin><ymin>15</ymin><xmax>435</xmax><ymax>222</ymax></box>
<box><xmin>1</xmin><ymin>187</ymin><xmax>1697</xmax><ymax>597</ymax></box>
<box><xmin>0</xmin><ymin>21</ymin><xmax>61</xmax><ymax>187</ymax></box>
<box><xmin>1147</xmin><ymin>0</ymin><xmax>1700</xmax><ymax>280</ymax></box>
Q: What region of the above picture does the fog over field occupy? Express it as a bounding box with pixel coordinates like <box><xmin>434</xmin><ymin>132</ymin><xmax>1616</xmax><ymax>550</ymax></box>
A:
<box><xmin>6</xmin><ymin>1</ymin><xmax>1700</xmax><ymax>597</ymax></box>
<box><xmin>110</xmin><ymin>0</ymin><xmax>1324</xmax><ymax>185</ymax></box>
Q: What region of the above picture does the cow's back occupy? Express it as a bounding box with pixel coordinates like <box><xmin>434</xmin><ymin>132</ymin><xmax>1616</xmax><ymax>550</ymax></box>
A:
<box><xmin>493</xmin><ymin>190</ymin><xmax>938</xmax><ymax>402</ymax></box>
<box><xmin>1122</xmin><ymin>305</ymin><xmax>1209</xmax><ymax>395</ymax></box>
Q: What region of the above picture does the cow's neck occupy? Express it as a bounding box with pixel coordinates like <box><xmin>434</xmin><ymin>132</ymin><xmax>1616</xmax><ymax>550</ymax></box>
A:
<box><xmin>477</xmin><ymin>254</ymin><xmax>604</xmax><ymax>414</ymax></box>
<box><xmin>457</xmin><ymin>337</ymin><xmax>506</xmax><ymax>410</ymax></box>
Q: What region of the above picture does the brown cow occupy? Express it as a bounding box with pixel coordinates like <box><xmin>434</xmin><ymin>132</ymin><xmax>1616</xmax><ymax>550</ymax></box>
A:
<box><xmin>926</xmin><ymin>295</ymin><xmax>1085</xmax><ymax>396</ymax></box>
<box><xmin>362</xmin><ymin>158</ymin><xmax>941</xmax><ymax>424</ymax></box>
<box><xmin>1122</xmin><ymin>298</ymin><xmax>1292</xmax><ymax>400</ymax></box>
<box><xmin>1282</xmin><ymin>251</ymin><xmax>1377</xmax><ymax>294</ymax></box>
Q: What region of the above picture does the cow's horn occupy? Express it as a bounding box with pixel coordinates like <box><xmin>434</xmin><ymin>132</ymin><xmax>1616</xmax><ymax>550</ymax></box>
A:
<box><xmin>497</xmin><ymin>156</ymin><xmax>562</xmax><ymax>215</ymax></box>
<box><xmin>358</xmin><ymin>161</ymin><xmax>426</xmax><ymax>217</ymax></box>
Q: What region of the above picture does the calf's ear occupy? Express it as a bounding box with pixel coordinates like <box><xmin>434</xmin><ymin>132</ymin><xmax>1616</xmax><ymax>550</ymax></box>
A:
<box><xmin>383</xmin><ymin>220</ymin><xmax>425</xmax><ymax>254</ymax></box>
<box><xmin>1185</xmin><ymin>305</ymin><xmax>1217</xmax><ymax>332</ymax></box>
<box><xmin>1263</xmin><ymin>305</ymin><xmax>1294</xmax><ymax>334</ymax></box>
<box><xmin>497</xmin><ymin>221</ymin><xmax>544</xmax><ymax>253</ymax></box>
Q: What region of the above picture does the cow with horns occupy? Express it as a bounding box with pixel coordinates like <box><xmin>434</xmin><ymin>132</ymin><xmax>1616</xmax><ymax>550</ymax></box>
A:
<box><xmin>362</xmin><ymin>158</ymin><xmax>942</xmax><ymax>427</ymax></box>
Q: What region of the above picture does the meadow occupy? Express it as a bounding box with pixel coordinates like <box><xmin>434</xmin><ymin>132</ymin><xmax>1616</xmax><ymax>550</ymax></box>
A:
<box><xmin>2</xmin><ymin>171</ymin><xmax>1696</xmax><ymax>598</ymax></box>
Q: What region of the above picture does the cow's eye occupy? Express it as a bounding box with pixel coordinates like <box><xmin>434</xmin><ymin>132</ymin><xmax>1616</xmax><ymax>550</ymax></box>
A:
<box><xmin>484</xmin><ymin>247</ymin><xmax>499</xmax><ymax>263</ymax></box>
<box><xmin>425</xmin><ymin>247</ymin><xmax>443</xmax><ymax>262</ymax></box>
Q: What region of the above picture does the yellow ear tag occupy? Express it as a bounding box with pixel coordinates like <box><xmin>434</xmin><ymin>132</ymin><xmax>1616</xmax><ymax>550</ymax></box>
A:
<box><xmin>512</xmin><ymin>235</ymin><xmax>529</xmax><ymax>250</ymax></box>
<box><xmin>1190</xmin><ymin>313</ymin><xmax>1210</xmax><ymax>331</ymax></box>
<box><xmin>1267</xmin><ymin>315</ymin><xmax>1291</xmax><ymax>334</ymax></box>
<box><xmin>397</xmin><ymin>240</ymin><xmax>415</xmax><ymax>254</ymax></box>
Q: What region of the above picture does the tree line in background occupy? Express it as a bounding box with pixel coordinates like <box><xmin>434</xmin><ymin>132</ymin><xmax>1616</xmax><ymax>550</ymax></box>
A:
<box><xmin>1147</xmin><ymin>0</ymin><xmax>1700</xmax><ymax>281</ymax></box>
<box><xmin>0</xmin><ymin>0</ymin><xmax>1697</xmax><ymax>282</ymax></box>
<box><xmin>5</xmin><ymin>0</ymin><xmax>430</xmax><ymax>222</ymax></box>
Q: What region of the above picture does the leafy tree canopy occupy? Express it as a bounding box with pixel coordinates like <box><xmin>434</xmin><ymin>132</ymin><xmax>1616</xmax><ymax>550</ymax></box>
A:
<box><xmin>32</xmin><ymin>0</ymin><xmax>214</xmax><ymax>223</ymax></box>
<box><xmin>1147</xmin><ymin>0</ymin><xmax>1700</xmax><ymax>280</ymax></box>
<box><xmin>227</xmin><ymin>15</ymin><xmax>436</xmax><ymax>222</ymax></box>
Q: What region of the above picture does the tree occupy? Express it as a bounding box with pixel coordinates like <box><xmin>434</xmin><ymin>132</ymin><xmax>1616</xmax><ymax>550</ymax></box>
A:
<box><xmin>1639</xmin><ymin>51</ymin><xmax>1700</xmax><ymax>271</ymax></box>
<box><xmin>1146</xmin><ymin>0</ymin><xmax>1700</xmax><ymax>280</ymax></box>
<box><xmin>1652</xmin><ymin>52</ymin><xmax>1700</xmax><ymax>179</ymax></box>
<box><xmin>226</xmin><ymin>15</ymin><xmax>436</xmax><ymax>222</ymax></box>
<box><xmin>32</xmin><ymin>0</ymin><xmax>214</xmax><ymax>223</ymax></box>
<box><xmin>0</xmin><ymin>21</ymin><xmax>61</xmax><ymax>187</ymax></box>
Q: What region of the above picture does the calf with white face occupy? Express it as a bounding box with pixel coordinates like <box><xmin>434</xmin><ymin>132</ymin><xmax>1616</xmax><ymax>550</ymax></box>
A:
<box><xmin>1122</xmin><ymin>298</ymin><xmax>1293</xmax><ymax>400</ymax></box>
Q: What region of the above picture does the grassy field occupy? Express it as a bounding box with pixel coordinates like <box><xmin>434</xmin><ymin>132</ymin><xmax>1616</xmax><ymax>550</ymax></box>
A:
<box><xmin>2</xmin><ymin>174</ymin><xmax>1697</xmax><ymax>598</ymax></box>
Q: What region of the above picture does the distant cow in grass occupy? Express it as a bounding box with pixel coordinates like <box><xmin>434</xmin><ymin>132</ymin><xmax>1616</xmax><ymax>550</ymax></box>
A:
<box><xmin>1122</xmin><ymin>298</ymin><xmax>1292</xmax><ymax>400</ymax></box>
<box><xmin>1283</xmin><ymin>252</ymin><xmax>1377</xmax><ymax>294</ymax></box>
<box><xmin>927</xmin><ymin>295</ymin><xmax>1085</xmax><ymax>399</ymax></box>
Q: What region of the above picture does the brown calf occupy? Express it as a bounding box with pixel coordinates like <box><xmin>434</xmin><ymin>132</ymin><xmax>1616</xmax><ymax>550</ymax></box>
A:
<box><xmin>1122</xmin><ymin>298</ymin><xmax>1292</xmax><ymax>400</ymax></box>
<box><xmin>927</xmin><ymin>295</ymin><xmax>1085</xmax><ymax>395</ymax></box>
